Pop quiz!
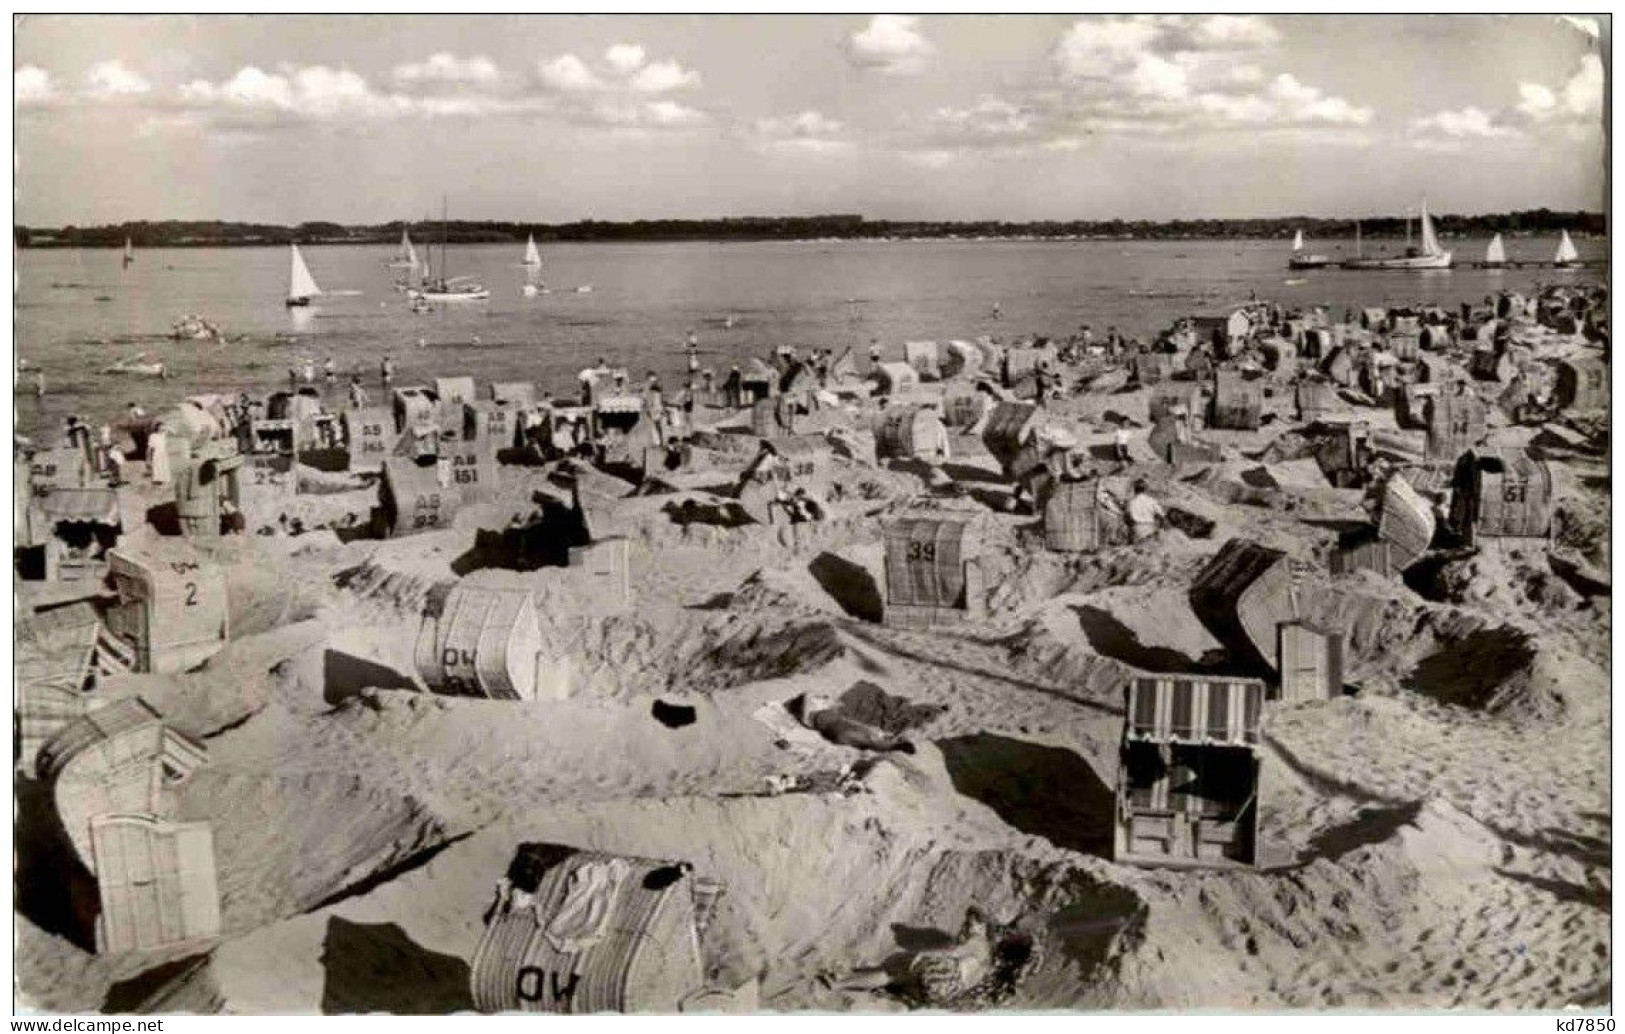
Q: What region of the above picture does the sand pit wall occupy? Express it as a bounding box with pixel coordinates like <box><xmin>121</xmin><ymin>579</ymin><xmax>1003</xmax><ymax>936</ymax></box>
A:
<box><xmin>204</xmin><ymin>786</ymin><xmax>1147</xmax><ymax>1013</ymax></box>
<box><xmin>174</xmin><ymin>769</ymin><xmax>457</xmax><ymax>936</ymax></box>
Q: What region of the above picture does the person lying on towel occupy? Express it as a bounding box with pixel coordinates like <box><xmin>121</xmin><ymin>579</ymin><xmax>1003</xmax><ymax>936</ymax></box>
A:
<box><xmin>795</xmin><ymin>693</ymin><xmax>916</xmax><ymax>755</ymax></box>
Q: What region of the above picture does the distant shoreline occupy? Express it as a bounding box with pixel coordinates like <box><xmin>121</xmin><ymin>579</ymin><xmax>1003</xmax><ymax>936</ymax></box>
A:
<box><xmin>14</xmin><ymin>232</ymin><xmax>1606</xmax><ymax>251</ymax></box>
<box><xmin>14</xmin><ymin>210</ymin><xmax>1605</xmax><ymax>250</ymax></box>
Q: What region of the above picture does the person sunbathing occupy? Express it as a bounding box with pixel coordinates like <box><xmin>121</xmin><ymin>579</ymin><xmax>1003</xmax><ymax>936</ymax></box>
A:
<box><xmin>796</xmin><ymin>693</ymin><xmax>915</xmax><ymax>754</ymax></box>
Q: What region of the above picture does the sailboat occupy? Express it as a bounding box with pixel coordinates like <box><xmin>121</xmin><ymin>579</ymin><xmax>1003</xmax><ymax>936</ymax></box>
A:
<box><xmin>286</xmin><ymin>243</ymin><xmax>322</xmax><ymax>307</ymax></box>
<box><xmin>1483</xmin><ymin>233</ymin><xmax>1508</xmax><ymax>269</ymax></box>
<box><xmin>121</xmin><ymin>237</ymin><xmax>134</xmax><ymax>269</ymax></box>
<box><xmin>1553</xmin><ymin>229</ymin><xmax>1580</xmax><ymax>268</ymax></box>
<box><xmin>518</xmin><ymin>232</ymin><xmax>545</xmax><ymax>296</ymax></box>
<box><xmin>1342</xmin><ymin>198</ymin><xmax>1453</xmax><ymax>270</ymax></box>
<box><xmin>1287</xmin><ymin>228</ymin><xmax>1331</xmax><ymax>270</ymax></box>
<box><xmin>414</xmin><ymin>198</ymin><xmax>490</xmax><ymax>302</ymax></box>
<box><xmin>387</xmin><ymin>227</ymin><xmax>420</xmax><ymax>270</ymax></box>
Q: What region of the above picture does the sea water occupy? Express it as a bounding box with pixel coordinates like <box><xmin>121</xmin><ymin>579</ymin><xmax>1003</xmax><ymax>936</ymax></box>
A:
<box><xmin>14</xmin><ymin>236</ymin><xmax>1602</xmax><ymax>439</ymax></box>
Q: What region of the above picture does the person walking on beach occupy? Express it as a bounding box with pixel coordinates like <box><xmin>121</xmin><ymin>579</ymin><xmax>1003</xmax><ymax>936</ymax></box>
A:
<box><xmin>1113</xmin><ymin>424</ymin><xmax>1132</xmax><ymax>462</ymax></box>
<box><xmin>868</xmin><ymin>338</ymin><xmax>882</xmax><ymax>369</ymax></box>
<box><xmin>348</xmin><ymin>376</ymin><xmax>369</xmax><ymax>409</ymax></box>
<box><xmin>323</xmin><ymin>356</ymin><xmax>336</xmax><ymax>389</ymax></box>
<box><xmin>288</xmin><ymin>365</ymin><xmax>299</xmax><ymax>391</ymax></box>
<box><xmin>381</xmin><ymin>355</ymin><xmax>395</xmax><ymax>388</ymax></box>
<box><xmin>302</xmin><ymin>358</ymin><xmax>316</xmax><ymax>384</ymax></box>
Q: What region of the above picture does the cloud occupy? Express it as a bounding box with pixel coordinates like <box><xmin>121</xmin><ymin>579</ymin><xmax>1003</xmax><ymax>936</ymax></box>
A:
<box><xmin>16</xmin><ymin>47</ymin><xmax>713</xmax><ymax>138</ymax></box>
<box><xmin>1181</xmin><ymin>14</ymin><xmax>1282</xmax><ymax>50</ymax></box>
<box><xmin>1050</xmin><ymin>16</ymin><xmax>1370</xmax><ymax>134</ymax></box>
<box><xmin>530</xmin><ymin>46</ymin><xmax>706</xmax><ymax>130</ymax></box>
<box><xmin>1258</xmin><ymin>73</ymin><xmax>1372</xmax><ymax>126</ymax></box>
<box><xmin>640</xmin><ymin>100</ymin><xmax>705</xmax><ymax>127</ymax></box>
<box><xmin>929</xmin><ymin>96</ymin><xmax>1040</xmax><ymax>144</ymax></box>
<box><xmin>604</xmin><ymin>44</ymin><xmax>646</xmax><ymax>74</ymax></box>
<box><xmin>15</xmin><ymin>65</ymin><xmax>55</xmax><ymax>106</ymax></box>
<box><xmin>174</xmin><ymin>64</ymin><xmax>415</xmax><ymax>127</ymax></box>
<box><xmin>536</xmin><ymin>48</ymin><xmax>699</xmax><ymax>96</ymax></box>
<box><xmin>1517</xmin><ymin>53</ymin><xmax>1603</xmax><ymax>123</ymax></box>
<box><xmin>1409</xmin><ymin>105</ymin><xmax>1519</xmax><ymax>140</ymax></box>
<box><xmin>1402</xmin><ymin>52</ymin><xmax>1601</xmax><ymax>153</ymax></box>
<box><xmin>846</xmin><ymin>15</ymin><xmax>935</xmax><ymax>75</ymax></box>
<box><xmin>629</xmin><ymin>58</ymin><xmax>700</xmax><ymax>94</ymax></box>
<box><xmin>878</xmin><ymin>17</ymin><xmax>1367</xmax><ymax>165</ymax></box>
<box><xmin>83</xmin><ymin>59</ymin><xmax>151</xmax><ymax>99</ymax></box>
<box><xmin>391</xmin><ymin>52</ymin><xmax>500</xmax><ymax>91</ymax></box>
<box><xmin>536</xmin><ymin>54</ymin><xmax>604</xmax><ymax>93</ymax></box>
<box><xmin>751</xmin><ymin>109</ymin><xmax>852</xmax><ymax>154</ymax></box>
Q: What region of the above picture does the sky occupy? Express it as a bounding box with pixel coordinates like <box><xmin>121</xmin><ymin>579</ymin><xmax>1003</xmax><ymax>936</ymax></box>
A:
<box><xmin>13</xmin><ymin>14</ymin><xmax>1610</xmax><ymax>226</ymax></box>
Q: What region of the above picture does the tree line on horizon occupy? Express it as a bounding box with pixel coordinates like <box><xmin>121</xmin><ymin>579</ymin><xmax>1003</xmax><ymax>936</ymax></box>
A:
<box><xmin>14</xmin><ymin>209</ymin><xmax>1605</xmax><ymax>248</ymax></box>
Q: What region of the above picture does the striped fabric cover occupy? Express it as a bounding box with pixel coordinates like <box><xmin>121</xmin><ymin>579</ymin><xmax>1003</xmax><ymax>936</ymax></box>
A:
<box><xmin>1189</xmin><ymin>538</ymin><xmax>1293</xmax><ymax>673</ymax></box>
<box><xmin>343</xmin><ymin>406</ymin><xmax>397</xmax><ymax>467</ymax></box>
<box><xmin>1043</xmin><ymin>481</ymin><xmax>1103</xmax><ymax>553</ymax></box>
<box><xmin>1426</xmin><ymin>390</ymin><xmax>1486</xmax><ymax>461</ymax></box>
<box><xmin>92</xmin><ymin>815</ymin><xmax>221</xmax><ymax>955</ymax></box>
<box><xmin>1472</xmin><ymin>450</ymin><xmax>1554</xmax><ymax>540</ymax></box>
<box><xmin>414</xmin><ymin>585</ymin><xmax>537</xmax><ymax>700</ymax></box>
<box><xmin>1125</xmin><ymin>675</ymin><xmax>1264</xmax><ymax>746</ymax></box>
<box><xmin>1295</xmin><ymin>381</ymin><xmax>1337</xmax><ymax>419</ymax></box>
<box><xmin>979</xmin><ymin>402</ymin><xmax>1040</xmax><ymax>469</ymax></box>
<box><xmin>1376</xmin><ymin>474</ymin><xmax>1435</xmax><ymax>566</ymax></box>
<box><xmin>875</xmin><ymin>407</ymin><xmax>943</xmax><ymax>461</ymax></box>
<box><xmin>434</xmin><ymin>377</ymin><xmax>476</xmax><ymax>404</ymax></box>
<box><xmin>884</xmin><ymin>517</ymin><xmax>970</xmax><ymax>610</ymax></box>
<box><xmin>469</xmin><ymin>847</ymin><xmax>700</xmax><ymax>1014</ymax></box>
<box><xmin>875</xmin><ymin>363</ymin><xmax>920</xmax><ymax>396</ymax></box>
<box><xmin>1002</xmin><ymin>347</ymin><xmax>1054</xmax><ymax>383</ymax></box>
<box><xmin>43</xmin><ymin>699</ymin><xmax>172</xmax><ymax>871</ymax></box>
<box><xmin>1211</xmin><ymin>371</ymin><xmax>1262</xmax><ymax>430</ymax></box>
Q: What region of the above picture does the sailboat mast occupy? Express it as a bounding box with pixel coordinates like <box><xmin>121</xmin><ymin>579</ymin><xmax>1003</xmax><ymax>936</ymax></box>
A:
<box><xmin>1355</xmin><ymin>220</ymin><xmax>1362</xmax><ymax>258</ymax></box>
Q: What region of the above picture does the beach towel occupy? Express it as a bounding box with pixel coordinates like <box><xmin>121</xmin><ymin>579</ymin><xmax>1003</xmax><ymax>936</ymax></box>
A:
<box><xmin>750</xmin><ymin>700</ymin><xmax>827</xmax><ymax>752</ymax></box>
<box><xmin>542</xmin><ymin>857</ymin><xmax>630</xmax><ymax>955</ymax></box>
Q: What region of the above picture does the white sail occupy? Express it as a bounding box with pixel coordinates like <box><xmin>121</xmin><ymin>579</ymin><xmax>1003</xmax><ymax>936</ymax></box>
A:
<box><xmin>400</xmin><ymin>229</ymin><xmax>421</xmax><ymax>269</ymax></box>
<box><xmin>1292</xmin><ymin>229</ymin><xmax>1304</xmax><ymax>252</ymax></box>
<box><xmin>123</xmin><ymin>237</ymin><xmax>133</xmax><ymax>260</ymax></box>
<box><xmin>523</xmin><ymin>234</ymin><xmax>542</xmax><ymax>267</ymax></box>
<box><xmin>288</xmin><ymin>244</ymin><xmax>322</xmax><ymax>300</ymax></box>
<box><xmin>1418</xmin><ymin>200</ymin><xmax>1443</xmax><ymax>257</ymax></box>
<box><xmin>1485</xmin><ymin>233</ymin><xmax>1506</xmax><ymax>264</ymax></box>
<box><xmin>1555</xmin><ymin>229</ymin><xmax>1579</xmax><ymax>264</ymax></box>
